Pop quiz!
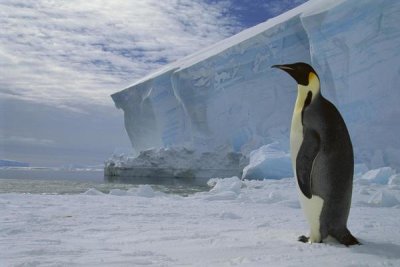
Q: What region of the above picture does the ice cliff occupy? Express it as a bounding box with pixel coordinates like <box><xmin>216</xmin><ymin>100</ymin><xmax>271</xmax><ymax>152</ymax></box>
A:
<box><xmin>111</xmin><ymin>0</ymin><xmax>400</xmax><ymax>173</ymax></box>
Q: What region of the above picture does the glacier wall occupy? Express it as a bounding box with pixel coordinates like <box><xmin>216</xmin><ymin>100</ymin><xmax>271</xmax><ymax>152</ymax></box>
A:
<box><xmin>112</xmin><ymin>0</ymin><xmax>400</xmax><ymax>171</ymax></box>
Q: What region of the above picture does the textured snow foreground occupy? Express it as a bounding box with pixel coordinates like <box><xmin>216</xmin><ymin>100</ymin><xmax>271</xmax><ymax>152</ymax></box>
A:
<box><xmin>2</xmin><ymin>169</ymin><xmax>400</xmax><ymax>266</ymax></box>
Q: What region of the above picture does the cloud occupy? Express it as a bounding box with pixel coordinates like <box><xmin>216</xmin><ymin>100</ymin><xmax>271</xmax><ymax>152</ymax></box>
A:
<box><xmin>0</xmin><ymin>0</ymin><xmax>240</xmax><ymax>110</ymax></box>
<box><xmin>1</xmin><ymin>135</ymin><xmax>55</xmax><ymax>147</ymax></box>
<box><xmin>0</xmin><ymin>0</ymin><xmax>308</xmax><ymax>166</ymax></box>
<box><xmin>262</xmin><ymin>0</ymin><xmax>308</xmax><ymax>17</ymax></box>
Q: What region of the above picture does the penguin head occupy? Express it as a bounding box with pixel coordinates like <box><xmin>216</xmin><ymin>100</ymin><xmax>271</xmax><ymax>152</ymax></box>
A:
<box><xmin>271</xmin><ymin>62</ymin><xmax>319</xmax><ymax>86</ymax></box>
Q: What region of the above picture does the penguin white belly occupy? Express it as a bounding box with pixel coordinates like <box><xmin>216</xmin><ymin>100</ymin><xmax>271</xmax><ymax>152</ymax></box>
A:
<box><xmin>291</xmin><ymin>109</ymin><xmax>324</xmax><ymax>243</ymax></box>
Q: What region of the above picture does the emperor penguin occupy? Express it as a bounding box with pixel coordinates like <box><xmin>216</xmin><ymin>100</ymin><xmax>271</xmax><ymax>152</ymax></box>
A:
<box><xmin>272</xmin><ymin>62</ymin><xmax>359</xmax><ymax>246</ymax></box>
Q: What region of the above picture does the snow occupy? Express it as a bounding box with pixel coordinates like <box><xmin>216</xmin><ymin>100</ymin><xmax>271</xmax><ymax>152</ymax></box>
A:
<box><xmin>111</xmin><ymin>0</ymin><xmax>400</xmax><ymax>172</ymax></box>
<box><xmin>1</xmin><ymin>167</ymin><xmax>400</xmax><ymax>266</ymax></box>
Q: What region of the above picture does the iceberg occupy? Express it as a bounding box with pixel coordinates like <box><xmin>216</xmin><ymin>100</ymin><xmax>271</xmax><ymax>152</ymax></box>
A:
<box><xmin>105</xmin><ymin>147</ymin><xmax>248</xmax><ymax>181</ymax></box>
<box><xmin>110</xmin><ymin>0</ymin><xmax>400</xmax><ymax>177</ymax></box>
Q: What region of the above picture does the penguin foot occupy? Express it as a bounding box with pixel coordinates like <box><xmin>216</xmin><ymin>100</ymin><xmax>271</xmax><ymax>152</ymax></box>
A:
<box><xmin>331</xmin><ymin>229</ymin><xmax>361</xmax><ymax>247</ymax></box>
<box><xmin>298</xmin><ymin>235</ymin><xmax>324</xmax><ymax>244</ymax></box>
<box><xmin>298</xmin><ymin>235</ymin><xmax>309</xmax><ymax>243</ymax></box>
<box><xmin>340</xmin><ymin>233</ymin><xmax>361</xmax><ymax>247</ymax></box>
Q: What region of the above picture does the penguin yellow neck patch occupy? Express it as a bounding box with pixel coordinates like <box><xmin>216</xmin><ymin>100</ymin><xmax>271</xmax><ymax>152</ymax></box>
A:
<box><xmin>308</xmin><ymin>72</ymin><xmax>320</xmax><ymax>93</ymax></box>
<box><xmin>294</xmin><ymin>72</ymin><xmax>320</xmax><ymax>112</ymax></box>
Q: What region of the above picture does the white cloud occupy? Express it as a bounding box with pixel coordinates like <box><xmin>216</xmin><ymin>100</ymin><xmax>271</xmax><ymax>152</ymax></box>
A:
<box><xmin>1</xmin><ymin>135</ymin><xmax>55</xmax><ymax>146</ymax></box>
<box><xmin>0</xmin><ymin>0</ymin><xmax>240</xmax><ymax>110</ymax></box>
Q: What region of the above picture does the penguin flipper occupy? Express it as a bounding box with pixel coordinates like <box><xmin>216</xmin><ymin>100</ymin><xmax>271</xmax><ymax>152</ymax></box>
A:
<box><xmin>296</xmin><ymin>128</ymin><xmax>320</xmax><ymax>199</ymax></box>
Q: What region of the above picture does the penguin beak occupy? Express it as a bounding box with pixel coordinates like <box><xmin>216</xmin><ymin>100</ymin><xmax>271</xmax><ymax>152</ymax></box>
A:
<box><xmin>271</xmin><ymin>64</ymin><xmax>301</xmax><ymax>84</ymax></box>
<box><xmin>271</xmin><ymin>64</ymin><xmax>295</xmax><ymax>72</ymax></box>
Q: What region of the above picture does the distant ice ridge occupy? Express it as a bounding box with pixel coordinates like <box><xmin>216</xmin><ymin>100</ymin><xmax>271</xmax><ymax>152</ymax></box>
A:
<box><xmin>111</xmin><ymin>0</ymin><xmax>400</xmax><ymax>172</ymax></box>
<box><xmin>0</xmin><ymin>159</ymin><xmax>29</xmax><ymax>167</ymax></box>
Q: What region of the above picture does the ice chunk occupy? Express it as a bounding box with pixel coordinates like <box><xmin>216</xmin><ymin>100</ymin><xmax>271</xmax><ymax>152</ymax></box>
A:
<box><xmin>196</xmin><ymin>177</ymin><xmax>244</xmax><ymax>201</ymax></box>
<box><xmin>104</xmin><ymin>146</ymin><xmax>247</xmax><ymax>180</ymax></box>
<box><xmin>241</xmin><ymin>143</ymin><xmax>293</xmax><ymax>180</ymax></box>
<box><xmin>208</xmin><ymin>177</ymin><xmax>243</xmax><ymax>195</ymax></box>
<box><xmin>83</xmin><ymin>188</ymin><xmax>104</xmax><ymax>195</ymax></box>
<box><xmin>354</xmin><ymin>163</ymin><xmax>369</xmax><ymax>177</ymax></box>
<box><xmin>367</xmin><ymin>191</ymin><xmax>400</xmax><ymax>207</ymax></box>
<box><xmin>127</xmin><ymin>185</ymin><xmax>156</xmax><ymax>198</ymax></box>
<box><xmin>109</xmin><ymin>189</ymin><xmax>127</xmax><ymax>196</ymax></box>
<box><xmin>388</xmin><ymin>174</ymin><xmax>400</xmax><ymax>189</ymax></box>
<box><xmin>360</xmin><ymin>167</ymin><xmax>395</xmax><ymax>185</ymax></box>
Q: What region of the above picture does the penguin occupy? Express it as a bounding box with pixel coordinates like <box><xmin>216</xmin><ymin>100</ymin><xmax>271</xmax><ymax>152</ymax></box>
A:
<box><xmin>272</xmin><ymin>62</ymin><xmax>359</xmax><ymax>246</ymax></box>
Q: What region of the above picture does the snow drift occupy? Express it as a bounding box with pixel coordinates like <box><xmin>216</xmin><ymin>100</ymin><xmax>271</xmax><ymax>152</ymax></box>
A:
<box><xmin>111</xmin><ymin>0</ymin><xmax>400</xmax><ymax>176</ymax></box>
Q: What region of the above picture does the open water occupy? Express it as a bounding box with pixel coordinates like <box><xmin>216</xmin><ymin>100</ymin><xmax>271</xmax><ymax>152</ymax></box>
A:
<box><xmin>0</xmin><ymin>168</ymin><xmax>209</xmax><ymax>196</ymax></box>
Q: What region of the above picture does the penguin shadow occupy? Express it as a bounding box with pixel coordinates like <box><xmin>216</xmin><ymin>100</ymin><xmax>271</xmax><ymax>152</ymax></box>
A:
<box><xmin>350</xmin><ymin>239</ymin><xmax>400</xmax><ymax>259</ymax></box>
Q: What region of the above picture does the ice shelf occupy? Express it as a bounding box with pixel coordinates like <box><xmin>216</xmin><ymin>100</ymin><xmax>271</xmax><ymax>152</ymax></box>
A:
<box><xmin>110</xmin><ymin>0</ymin><xmax>400</xmax><ymax>178</ymax></box>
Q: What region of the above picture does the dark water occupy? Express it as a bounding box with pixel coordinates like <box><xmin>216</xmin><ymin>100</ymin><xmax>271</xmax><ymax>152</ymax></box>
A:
<box><xmin>0</xmin><ymin>168</ymin><xmax>209</xmax><ymax>196</ymax></box>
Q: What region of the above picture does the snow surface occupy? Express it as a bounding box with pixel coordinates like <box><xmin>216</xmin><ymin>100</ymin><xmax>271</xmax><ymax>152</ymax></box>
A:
<box><xmin>111</xmin><ymin>0</ymin><xmax>400</xmax><ymax>171</ymax></box>
<box><xmin>2</xmin><ymin>167</ymin><xmax>400</xmax><ymax>266</ymax></box>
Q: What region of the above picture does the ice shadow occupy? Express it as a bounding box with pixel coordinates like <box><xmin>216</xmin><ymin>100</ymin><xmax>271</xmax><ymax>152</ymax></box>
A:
<box><xmin>350</xmin><ymin>239</ymin><xmax>400</xmax><ymax>259</ymax></box>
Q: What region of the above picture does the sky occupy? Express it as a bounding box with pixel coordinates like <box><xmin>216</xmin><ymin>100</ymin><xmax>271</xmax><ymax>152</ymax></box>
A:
<box><xmin>0</xmin><ymin>0</ymin><xmax>307</xmax><ymax>167</ymax></box>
